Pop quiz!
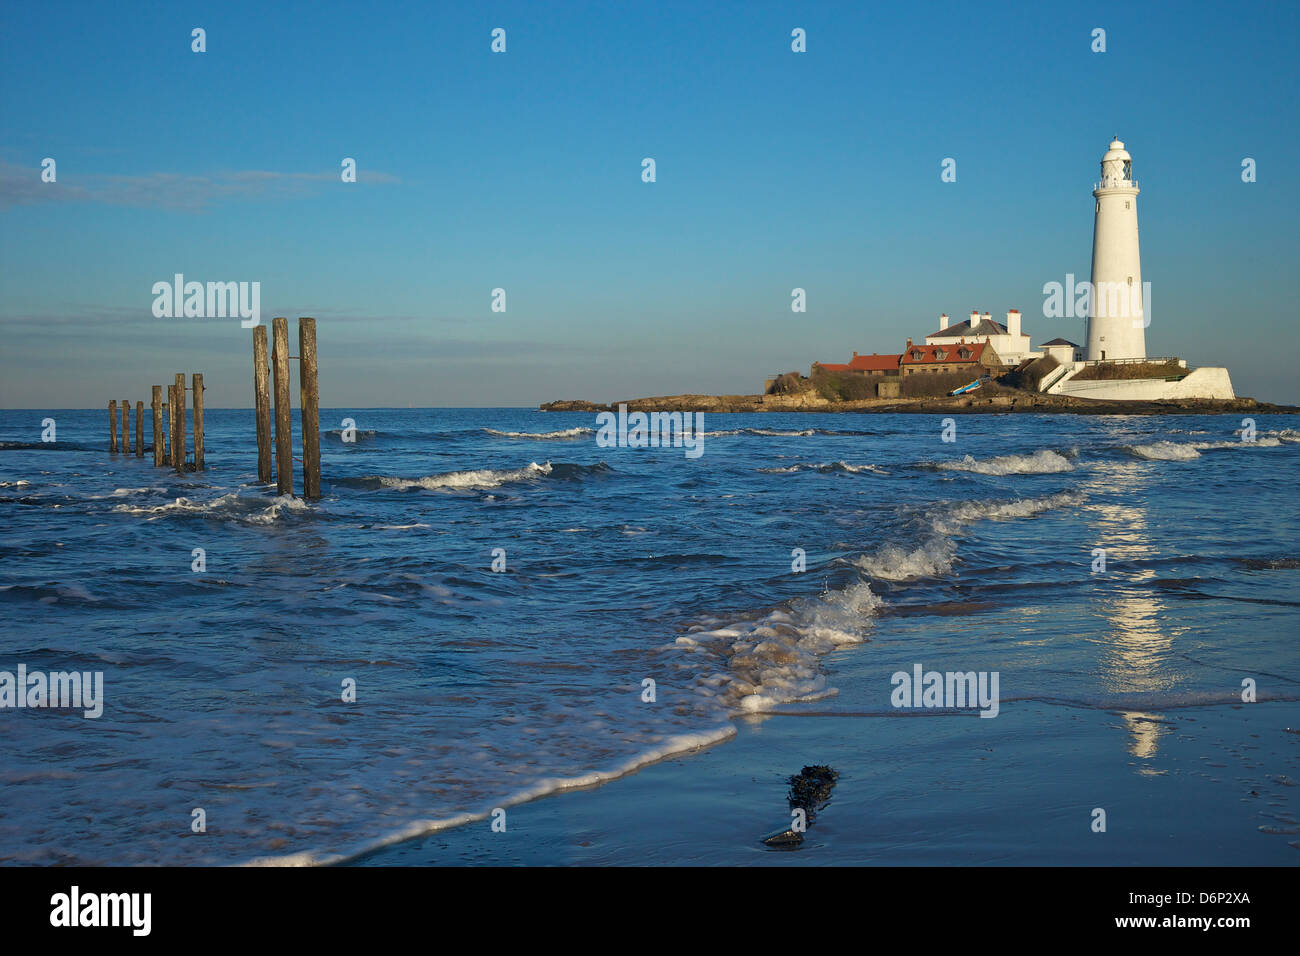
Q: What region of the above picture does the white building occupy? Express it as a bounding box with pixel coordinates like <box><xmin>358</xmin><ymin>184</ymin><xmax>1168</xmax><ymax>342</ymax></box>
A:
<box><xmin>1085</xmin><ymin>138</ymin><xmax>1146</xmax><ymax>361</ymax></box>
<box><xmin>926</xmin><ymin>309</ymin><xmax>1035</xmax><ymax>365</ymax></box>
<box><xmin>1039</xmin><ymin>337</ymin><xmax>1082</xmax><ymax>364</ymax></box>
<box><xmin>1042</xmin><ymin>138</ymin><xmax>1235</xmax><ymax>401</ymax></box>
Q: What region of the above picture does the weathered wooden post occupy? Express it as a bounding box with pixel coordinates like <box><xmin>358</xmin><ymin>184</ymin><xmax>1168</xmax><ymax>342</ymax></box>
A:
<box><xmin>152</xmin><ymin>386</ymin><xmax>164</xmax><ymax>466</ymax></box>
<box><xmin>109</xmin><ymin>401</ymin><xmax>117</xmax><ymax>452</ymax></box>
<box><xmin>271</xmin><ymin>317</ymin><xmax>293</xmax><ymax>496</ymax></box>
<box><xmin>120</xmin><ymin>399</ymin><xmax>128</xmax><ymax>454</ymax></box>
<box><xmin>173</xmin><ymin>373</ymin><xmax>187</xmax><ymax>472</ymax></box>
<box><xmin>192</xmin><ymin>373</ymin><xmax>205</xmax><ymax>471</ymax></box>
<box><xmin>253</xmin><ymin>325</ymin><xmax>272</xmax><ymax>484</ymax></box>
<box><xmin>167</xmin><ymin>385</ymin><xmax>176</xmax><ymax>467</ymax></box>
<box><xmin>135</xmin><ymin>401</ymin><xmax>143</xmax><ymax>457</ymax></box>
<box><xmin>298</xmin><ymin>318</ymin><xmax>321</xmax><ymax>499</ymax></box>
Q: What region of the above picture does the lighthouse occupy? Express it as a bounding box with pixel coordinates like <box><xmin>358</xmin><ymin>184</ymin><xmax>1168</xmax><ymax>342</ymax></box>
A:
<box><xmin>1085</xmin><ymin>138</ymin><xmax>1146</xmax><ymax>361</ymax></box>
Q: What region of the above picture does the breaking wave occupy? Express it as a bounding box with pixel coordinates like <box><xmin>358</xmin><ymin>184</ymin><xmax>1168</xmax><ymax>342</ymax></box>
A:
<box><xmin>112</xmin><ymin>493</ymin><xmax>310</xmax><ymax>524</ymax></box>
<box><xmin>484</xmin><ymin>427</ymin><xmax>594</xmax><ymax>440</ymax></box>
<box><xmin>932</xmin><ymin>449</ymin><xmax>1075</xmax><ymax>475</ymax></box>
<box><xmin>701</xmin><ymin>428</ymin><xmax>815</xmax><ymax>437</ymax></box>
<box><xmin>1125</xmin><ymin>437</ymin><xmax>1283</xmax><ymax>460</ymax></box>
<box><xmin>676</xmin><ymin>581</ymin><xmax>882</xmax><ymax>714</ymax></box>
<box><xmin>1126</xmin><ymin>441</ymin><xmax>1202</xmax><ymax>460</ymax></box>
<box><xmin>677</xmin><ymin>490</ymin><xmax>1083</xmax><ymax>717</ymax></box>
<box><xmin>758</xmin><ymin>461</ymin><xmax>887</xmax><ymax>475</ymax></box>
<box><xmin>338</xmin><ymin>461</ymin><xmax>612</xmax><ymax>492</ymax></box>
<box><xmin>855</xmin><ymin>491</ymin><xmax>1085</xmax><ymax>582</ymax></box>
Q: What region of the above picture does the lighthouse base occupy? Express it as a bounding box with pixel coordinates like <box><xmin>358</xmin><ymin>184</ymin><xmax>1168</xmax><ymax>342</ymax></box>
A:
<box><xmin>1047</xmin><ymin>365</ymin><xmax>1236</xmax><ymax>401</ymax></box>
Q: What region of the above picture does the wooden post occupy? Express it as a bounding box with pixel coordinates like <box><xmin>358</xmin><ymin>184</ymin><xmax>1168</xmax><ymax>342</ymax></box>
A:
<box><xmin>192</xmin><ymin>373</ymin><xmax>205</xmax><ymax>471</ymax></box>
<box><xmin>120</xmin><ymin>399</ymin><xmax>128</xmax><ymax>454</ymax></box>
<box><xmin>135</xmin><ymin>401</ymin><xmax>143</xmax><ymax>457</ymax></box>
<box><xmin>271</xmin><ymin>317</ymin><xmax>293</xmax><ymax>496</ymax></box>
<box><xmin>253</xmin><ymin>325</ymin><xmax>272</xmax><ymax>484</ymax></box>
<box><xmin>167</xmin><ymin>385</ymin><xmax>176</xmax><ymax>467</ymax></box>
<box><xmin>109</xmin><ymin>401</ymin><xmax>117</xmax><ymax>452</ymax></box>
<box><xmin>298</xmin><ymin>318</ymin><xmax>321</xmax><ymax>499</ymax></box>
<box><xmin>173</xmin><ymin>373</ymin><xmax>187</xmax><ymax>472</ymax></box>
<box><xmin>152</xmin><ymin>386</ymin><xmax>164</xmax><ymax>466</ymax></box>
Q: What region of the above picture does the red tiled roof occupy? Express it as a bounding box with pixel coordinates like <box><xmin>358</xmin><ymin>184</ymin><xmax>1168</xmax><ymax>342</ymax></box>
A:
<box><xmin>901</xmin><ymin>342</ymin><xmax>987</xmax><ymax>365</ymax></box>
<box><xmin>848</xmin><ymin>353</ymin><xmax>902</xmax><ymax>371</ymax></box>
<box><xmin>816</xmin><ymin>363</ymin><xmax>852</xmax><ymax>372</ymax></box>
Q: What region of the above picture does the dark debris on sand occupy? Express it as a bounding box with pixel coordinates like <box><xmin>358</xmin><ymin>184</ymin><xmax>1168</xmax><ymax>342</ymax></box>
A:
<box><xmin>762</xmin><ymin>765</ymin><xmax>840</xmax><ymax>849</ymax></box>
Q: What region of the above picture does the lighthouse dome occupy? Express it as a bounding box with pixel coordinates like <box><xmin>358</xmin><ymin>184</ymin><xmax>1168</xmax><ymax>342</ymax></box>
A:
<box><xmin>1102</xmin><ymin>138</ymin><xmax>1131</xmax><ymax>162</ymax></box>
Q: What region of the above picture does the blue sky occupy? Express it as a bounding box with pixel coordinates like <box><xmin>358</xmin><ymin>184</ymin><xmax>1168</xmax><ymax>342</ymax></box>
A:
<box><xmin>2</xmin><ymin>0</ymin><xmax>1297</xmax><ymax>406</ymax></box>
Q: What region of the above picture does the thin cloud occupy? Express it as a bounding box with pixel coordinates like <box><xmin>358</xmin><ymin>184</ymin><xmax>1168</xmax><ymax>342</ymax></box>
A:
<box><xmin>0</xmin><ymin>161</ymin><xmax>399</xmax><ymax>212</ymax></box>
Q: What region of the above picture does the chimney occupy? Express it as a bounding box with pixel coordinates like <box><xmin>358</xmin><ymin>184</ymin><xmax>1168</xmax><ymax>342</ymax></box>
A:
<box><xmin>852</xmin><ymin>350</ymin><xmax>858</xmax><ymax>357</ymax></box>
<box><xmin>982</xmin><ymin>311</ymin><xmax>992</xmax><ymax>327</ymax></box>
<box><xmin>939</xmin><ymin>313</ymin><xmax>949</xmax><ymax>330</ymax></box>
<box><xmin>1007</xmin><ymin>309</ymin><xmax>1021</xmax><ymax>338</ymax></box>
<box><xmin>969</xmin><ymin>310</ymin><xmax>979</xmax><ymax>328</ymax></box>
<box><xmin>906</xmin><ymin>337</ymin><xmax>913</xmax><ymax>347</ymax></box>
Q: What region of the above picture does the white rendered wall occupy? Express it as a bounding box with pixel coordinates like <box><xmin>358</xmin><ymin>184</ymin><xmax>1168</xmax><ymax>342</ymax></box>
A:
<box><xmin>1087</xmin><ymin>184</ymin><xmax>1147</xmax><ymax>360</ymax></box>
<box><xmin>1053</xmin><ymin>367</ymin><xmax>1235</xmax><ymax>401</ymax></box>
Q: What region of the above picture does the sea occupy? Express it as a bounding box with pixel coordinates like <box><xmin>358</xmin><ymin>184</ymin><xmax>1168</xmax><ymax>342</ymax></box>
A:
<box><xmin>1</xmin><ymin>408</ymin><xmax>1298</xmax><ymax>865</ymax></box>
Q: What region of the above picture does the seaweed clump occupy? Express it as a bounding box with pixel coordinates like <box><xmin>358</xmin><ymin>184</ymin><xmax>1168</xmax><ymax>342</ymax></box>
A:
<box><xmin>762</xmin><ymin>765</ymin><xmax>839</xmax><ymax>848</ymax></box>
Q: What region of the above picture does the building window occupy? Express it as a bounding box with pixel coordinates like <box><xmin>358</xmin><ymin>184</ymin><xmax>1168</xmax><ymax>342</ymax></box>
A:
<box><xmin>1125</xmin><ymin>201</ymin><xmax>1130</xmax><ymax>209</ymax></box>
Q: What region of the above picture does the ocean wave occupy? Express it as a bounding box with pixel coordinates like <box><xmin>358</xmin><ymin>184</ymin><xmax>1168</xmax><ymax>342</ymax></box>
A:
<box><xmin>1125</xmin><ymin>437</ymin><xmax>1282</xmax><ymax>460</ymax></box>
<box><xmin>700</xmin><ymin>428</ymin><xmax>815</xmax><ymax>437</ymax></box>
<box><xmin>484</xmin><ymin>427</ymin><xmax>594</xmax><ymax>440</ymax></box>
<box><xmin>938</xmin><ymin>491</ymin><xmax>1085</xmax><ymax>528</ymax></box>
<box><xmin>757</xmin><ymin>461</ymin><xmax>887</xmax><ymax>475</ymax></box>
<box><xmin>1236</xmin><ymin>557</ymin><xmax>1300</xmax><ymax>571</ymax></box>
<box><xmin>677</xmin><ymin>580</ymin><xmax>882</xmax><ymax>714</ymax></box>
<box><xmin>1126</xmin><ymin>441</ymin><xmax>1201</xmax><ymax>460</ymax></box>
<box><xmin>247</xmin><ymin>724</ymin><xmax>737</xmax><ymax>866</ymax></box>
<box><xmin>339</xmin><ymin>461</ymin><xmax>611</xmax><ymax>492</ymax></box>
<box><xmin>112</xmin><ymin>493</ymin><xmax>310</xmax><ymax>524</ymax></box>
<box><xmin>323</xmin><ymin>428</ymin><xmax>379</xmax><ymax>442</ymax></box>
<box><xmin>855</xmin><ymin>491</ymin><xmax>1085</xmax><ymax>581</ymax></box>
<box><xmin>0</xmin><ymin>581</ymin><xmax>102</xmax><ymax>604</ymax></box>
<box><xmin>0</xmin><ymin>441</ymin><xmax>93</xmax><ymax>451</ymax></box>
<box><xmin>856</xmin><ymin>538</ymin><xmax>957</xmax><ymax>581</ymax></box>
<box><xmin>932</xmin><ymin>449</ymin><xmax>1075</xmax><ymax>475</ymax></box>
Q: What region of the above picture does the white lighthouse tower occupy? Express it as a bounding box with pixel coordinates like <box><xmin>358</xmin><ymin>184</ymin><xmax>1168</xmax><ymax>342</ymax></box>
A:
<box><xmin>1086</xmin><ymin>138</ymin><xmax>1146</xmax><ymax>361</ymax></box>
